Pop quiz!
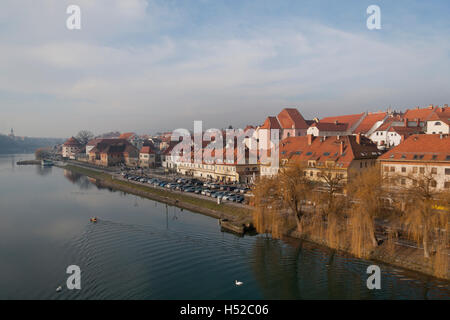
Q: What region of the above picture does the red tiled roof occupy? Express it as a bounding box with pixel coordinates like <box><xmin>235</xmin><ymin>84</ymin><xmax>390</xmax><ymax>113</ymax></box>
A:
<box><xmin>118</xmin><ymin>132</ymin><xmax>135</xmax><ymax>139</ymax></box>
<box><xmin>428</xmin><ymin>107</ymin><xmax>450</xmax><ymax>125</ymax></box>
<box><xmin>404</xmin><ymin>105</ymin><xmax>437</xmax><ymax>121</ymax></box>
<box><xmin>277</xmin><ymin>108</ymin><xmax>309</xmax><ymax>129</ymax></box>
<box><xmin>86</xmin><ymin>138</ymin><xmax>119</xmax><ymax>146</ymax></box>
<box><xmin>140</xmin><ymin>146</ymin><xmax>155</xmax><ymax>154</ymax></box>
<box><xmin>320</xmin><ymin>113</ymin><xmax>365</xmax><ymax>130</ymax></box>
<box><xmin>310</xmin><ymin>122</ymin><xmax>349</xmax><ymax>132</ymax></box>
<box><xmin>389</xmin><ymin>126</ymin><xmax>422</xmax><ymax>135</ymax></box>
<box><xmin>379</xmin><ymin>134</ymin><xmax>450</xmax><ymax>162</ymax></box>
<box><xmin>63</xmin><ymin>137</ymin><xmax>81</xmax><ymax>146</ymax></box>
<box><xmin>280</xmin><ymin>135</ymin><xmax>380</xmax><ymax>168</ymax></box>
<box><xmin>260</xmin><ymin>116</ymin><xmax>282</xmax><ymax>130</ymax></box>
<box><xmin>354</xmin><ymin>112</ymin><xmax>387</xmax><ymax>134</ymax></box>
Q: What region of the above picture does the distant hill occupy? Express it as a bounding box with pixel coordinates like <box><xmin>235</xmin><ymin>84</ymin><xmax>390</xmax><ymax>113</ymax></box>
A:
<box><xmin>0</xmin><ymin>134</ymin><xmax>64</xmax><ymax>154</ymax></box>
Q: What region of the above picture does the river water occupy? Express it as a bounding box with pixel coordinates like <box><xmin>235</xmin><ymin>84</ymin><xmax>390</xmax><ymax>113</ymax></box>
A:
<box><xmin>0</xmin><ymin>154</ymin><xmax>448</xmax><ymax>299</ymax></box>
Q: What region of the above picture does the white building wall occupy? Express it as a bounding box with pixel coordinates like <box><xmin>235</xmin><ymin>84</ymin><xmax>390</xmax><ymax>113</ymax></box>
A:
<box><xmin>426</xmin><ymin>121</ymin><xmax>449</xmax><ymax>134</ymax></box>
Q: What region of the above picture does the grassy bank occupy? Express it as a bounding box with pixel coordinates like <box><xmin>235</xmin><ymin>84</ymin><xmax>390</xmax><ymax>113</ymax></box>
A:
<box><xmin>63</xmin><ymin>164</ymin><xmax>252</xmax><ymax>226</ymax></box>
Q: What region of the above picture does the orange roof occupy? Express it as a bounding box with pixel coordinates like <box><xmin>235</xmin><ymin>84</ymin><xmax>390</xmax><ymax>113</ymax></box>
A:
<box><xmin>63</xmin><ymin>137</ymin><xmax>81</xmax><ymax>146</ymax></box>
<box><xmin>389</xmin><ymin>126</ymin><xmax>422</xmax><ymax>136</ymax></box>
<box><xmin>310</xmin><ymin>122</ymin><xmax>348</xmax><ymax>132</ymax></box>
<box><xmin>354</xmin><ymin>112</ymin><xmax>387</xmax><ymax>134</ymax></box>
<box><xmin>118</xmin><ymin>132</ymin><xmax>135</xmax><ymax>139</ymax></box>
<box><xmin>260</xmin><ymin>116</ymin><xmax>281</xmax><ymax>130</ymax></box>
<box><xmin>404</xmin><ymin>105</ymin><xmax>437</xmax><ymax>121</ymax></box>
<box><xmin>280</xmin><ymin>135</ymin><xmax>380</xmax><ymax>168</ymax></box>
<box><xmin>320</xmin><ymin>113</ymin><xmax>365</xmax><ymax>130</ymax></box>
<box><xmin>428</xmin><ymin>106</ymin><xmax>450</xmax><ymax>125</ymax></box>
<box><xmin>140</xmin><ymin>146</ymin><xmax>155</xmax><ymax>154</ymax></box>
<box><xmin>277</xmin><ymin>108</ymin><xmax>309</xmax><ymax>129</ymax></box>
<box><xmin>379</xmin><ymin>134</ymin><xmax>450</xmax><ymax>162</ymax></box>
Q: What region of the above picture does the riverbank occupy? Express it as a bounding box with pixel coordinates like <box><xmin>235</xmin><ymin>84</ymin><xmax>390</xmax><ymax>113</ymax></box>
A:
<box><xmin>60</xmin><ymin>163</ymin><xmax>254</xmax><ymax>235</ymax></box>
<box><xmin>290</xmin><ymin>230</ymin><xmax>449</xmax><ymax>281</ymax></box>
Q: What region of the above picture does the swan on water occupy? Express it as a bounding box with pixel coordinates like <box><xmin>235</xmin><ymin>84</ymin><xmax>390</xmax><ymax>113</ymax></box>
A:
<box><xmin>235</xmin><ymin>280</ymin><xmax>243</xmax><ymax>286</ymax></box>
<box><xmin>56</xmin><ymin>286</ymin><xmax>62</xmax><ymax>292</ymax></box>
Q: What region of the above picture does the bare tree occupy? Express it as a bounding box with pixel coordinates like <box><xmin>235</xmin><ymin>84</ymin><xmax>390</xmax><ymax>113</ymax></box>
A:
<box><xmin>75</xmin><ymin>130</ymin><xmax>94</xmax><ymax>145</ymax></box>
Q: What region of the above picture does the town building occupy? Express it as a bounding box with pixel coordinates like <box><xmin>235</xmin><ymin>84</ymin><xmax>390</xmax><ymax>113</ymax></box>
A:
<box><xmin>369</xmin><ymin>116</ymin><xmax>422</xmax><ymax>149</ymax></box>
<box><xmin>307</xmin><ymin>121</ymin><xmax>349</xmax><ymax>137</ymax></box>
<box><xmin>277</xmin><ymin>134</ymin><xmax>381</xmax><ymax>182</ymax></box>
<box><xmin>378</xmin><ymin>134</ymin><xmax>450</xmax><ymax>191</ymax></box>
<box><xmin>426</xmin><ymin>106</ymin><xmax>450</xmax><ymax>134</ymax></box>
<box><xmin>319</xmin><ymin>112</ymin><xmax>366</xmax><ymax>134</ymax></box>
<box><xmin>252</xmin><ymin>108</ymin><xmax>311</xmax><ymax>151</ymax></box>
<box><xmin>62</xmin><ymin>137</ymin><xmax>82</xmax><ymax>159</ymax></box>
<box><xmin>139</xmin><ymin>146</ymin><xmax>156</xmax><ymax>168</ymax></box>
<box><xmin>88</xmin><ymin>139</ymin><xmax>139</xmax><ymax>167</ymax></box>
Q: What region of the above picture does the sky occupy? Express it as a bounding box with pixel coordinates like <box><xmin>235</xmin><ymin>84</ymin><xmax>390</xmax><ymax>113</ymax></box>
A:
<box><xmin>0</xmin><ymin>0</ymin><xmax>449</xmax><ymax>138</ymax></box>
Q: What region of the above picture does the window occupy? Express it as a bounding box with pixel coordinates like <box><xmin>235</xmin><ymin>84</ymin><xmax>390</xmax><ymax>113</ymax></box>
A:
<box><xmin>413</xmin><ymin>167</ymin><xmax>418</xmax><ymax>173</ymax></box>
<box><xmin>445</xmin><ymin>182</ymin><xmax>450</xmax><ymax>189</ymax></box>
<box><xmin>445</xmin><ymin>168</ymin><xmax>450</xmax><ymax>175</ymax></box>
<box><xmin>435</xmin><ymin>122</ymin><xmax>441</xmax><ymax>126</ymax></box>
<box><xmin>432</xmin><ymin>155</ymin><xmax>438</xmax><ymax>160</ymax></box>
<box><xmin>401</xmin><ymin>154</ymin><xmax>406</xmax><ymax>159</ymax></box>
<box><xmin>431</xmin><ymin>180</ymin><xmax>437</xmax><ymax>188</ymax></box>
<box><xmin>384</xmin><ymin>166</ymin><xmax>389</xmax><ymax>172</ymax></box>
<box><xmin>401</xmin><ymin>167</ymin><xmax>406</xmax><ymax>173</ymax></box>
<box><xmin>420</xmin><ymin>167</ymin><xmax>425</xmax><ymax>174</ymax></box>
<box><xmin>401</xmin><ymin>178</ymin><xmax>406</xmax><ymax>185</ymax></box>
<box><xmin>431</xmin><ymin>167</ymin><xmax>437</xmax><ymax>174</ymax></box>
<box><xmin>390</xmin><ymin>167</ymin><xmax>395</xmax><ymax>172</ymax></box>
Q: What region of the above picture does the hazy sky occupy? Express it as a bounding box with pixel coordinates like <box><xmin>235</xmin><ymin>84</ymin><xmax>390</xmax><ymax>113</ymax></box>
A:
<box><xmin>1</xmin><ymin>0</ymin><xmax>449</xmax><ymax>138</ymax></box>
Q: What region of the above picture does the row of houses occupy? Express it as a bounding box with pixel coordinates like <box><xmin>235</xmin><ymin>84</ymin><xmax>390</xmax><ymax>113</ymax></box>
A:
<box><xmin>162</xmin><ymin>105</ymin><xmax>450</xmax><ymax>189</ymax></box>
<box><xmin>62</xmin><ymin>135</ymin><xmax>157</xmax><ymax>168</ymax></box>
<box><xmin>61</xmin><ymin>104</ymin><xmax>450</xmax><ymax>189</ymax></box>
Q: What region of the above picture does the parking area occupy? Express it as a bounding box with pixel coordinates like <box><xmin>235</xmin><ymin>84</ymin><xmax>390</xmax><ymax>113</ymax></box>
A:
<box><xmin>118</xmin><ymin>172</ymin><xmax>252</xmax><ymax>205</ymax></box>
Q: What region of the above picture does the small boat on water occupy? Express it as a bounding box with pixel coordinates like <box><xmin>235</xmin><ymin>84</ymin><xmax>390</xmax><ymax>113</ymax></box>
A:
<box><xmin>90</xmin><ymin>217</ymin><xmax>98</xmax><ymax>223</ymax></box>
<box><xmin>41</xmin><ymin>159</ymin><xmax>54</xmax><ymax>167</ymax></box>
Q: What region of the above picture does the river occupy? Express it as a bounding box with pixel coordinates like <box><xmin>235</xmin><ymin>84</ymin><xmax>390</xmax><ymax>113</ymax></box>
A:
<box><xmin>0</xmin><ymin>154</ymin><xmax>448</xmax><ymax>299</ymax></box>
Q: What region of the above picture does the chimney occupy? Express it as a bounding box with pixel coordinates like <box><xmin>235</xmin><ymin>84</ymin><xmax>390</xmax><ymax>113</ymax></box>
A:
<box><xmin>307</xmin><ymin>134</ymin><xmax>313</xmax><ymax>145</ymax></box>
<box><xmin>356</xmin><ymin>133</ymin><xmax>361</xmax><ymax>144</ymax></box>
<box><xmin>417</xmin><ymin>118</ymin><xmax>421</xmax><ymax>127</ymax></box>
<box><xmin>404</xmin><ymin>118</ymin><xmax>408</xmax><ymax>126</ymax></box>
<box><xmin>340</xmin><ymin>141</ymin><xmax>344</xmax><ymax>155</ymax></box>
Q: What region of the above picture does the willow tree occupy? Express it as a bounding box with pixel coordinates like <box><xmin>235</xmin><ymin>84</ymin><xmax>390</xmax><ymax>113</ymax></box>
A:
<box><xmin>253</xmin><ymin>162</ymin><xmax>313</xmax><ymax>237</ymax></box>
<box><xmin>403</xmin><ymin>167</ymin><xmax>448</xmax><ymax>259</ymax></box>
<box><xmin>316</xmin><ymin>165</ymin><xmax>348</xmax><ymax>249</ymax></box>
<box><xmin>347</xmin><ymin>165</ymin><xmax>387</xmax><ymax>257</ymax></box>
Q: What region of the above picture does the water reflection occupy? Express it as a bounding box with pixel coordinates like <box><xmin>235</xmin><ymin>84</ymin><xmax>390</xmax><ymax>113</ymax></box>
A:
<box><xmin>36</xmin><ymin>165</ymin><xmax>52</xmax><ymax>176</ymax></box>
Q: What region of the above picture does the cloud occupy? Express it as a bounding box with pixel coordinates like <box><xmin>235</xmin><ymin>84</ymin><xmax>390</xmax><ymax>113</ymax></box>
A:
<box><xmin>0</xmin><ymin>1</ymin><xmax>449</xmax><ymax>136</ymax></box>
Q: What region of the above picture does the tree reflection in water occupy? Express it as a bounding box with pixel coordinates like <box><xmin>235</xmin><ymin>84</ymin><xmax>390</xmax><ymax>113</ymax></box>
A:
<box><xmin>250</xmin><ymin>235</ymin><xmax>303</xmax><ymax>299</ymax></box>
<box><xmin>36</xmin><ymin>166</ymin><xmax>52</xmax><ymax>176</ymax></box>
<box><xmin>62</xmin><ymin>170</ymin><xmax>93</xmax><ymax>190</ymax></box>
